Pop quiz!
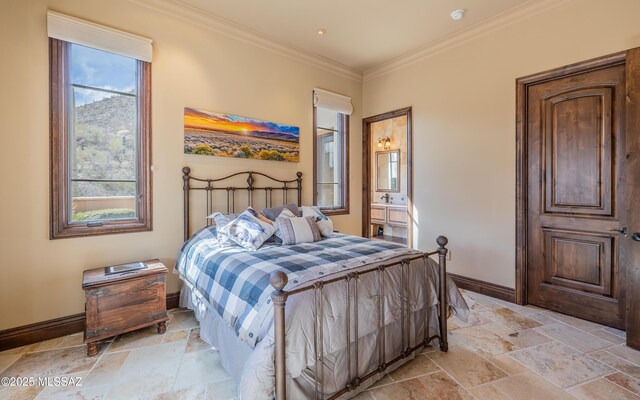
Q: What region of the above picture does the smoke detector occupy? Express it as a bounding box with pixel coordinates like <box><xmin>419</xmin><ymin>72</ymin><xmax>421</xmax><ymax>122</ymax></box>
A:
<box><xmin>450</xmin><ymin>9</ymin><xmax>466</xmax><ymax>21</ymax></box>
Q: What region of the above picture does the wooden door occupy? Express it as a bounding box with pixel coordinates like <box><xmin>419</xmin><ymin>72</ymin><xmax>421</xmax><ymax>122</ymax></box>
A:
<box><xmin>523</xmin><ymin>55</ymin><xmax>629</xmax><ymax>329</ymax></box>
<box><xmin>625</xmin><ymin>48</ymin><xmax>640</xmax><ymax>349</ymax></box>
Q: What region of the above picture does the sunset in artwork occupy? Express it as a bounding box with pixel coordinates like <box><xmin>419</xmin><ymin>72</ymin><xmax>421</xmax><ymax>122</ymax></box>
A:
<box><xmin>184</xmin><ymin>107</ymin><xmax>299</xmax><ymax>162</ymax></box>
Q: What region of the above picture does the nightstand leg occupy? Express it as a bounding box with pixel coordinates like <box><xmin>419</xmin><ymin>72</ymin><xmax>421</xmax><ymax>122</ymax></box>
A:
<box><xmin>157</xmin><ymin>321</ymin><xmax>167</xmax><ymax>334</ymax></box>
<box><xmin>87</xmin><ymin>342</ymin><xmax>99</xmax><ymax>357</ymax></box>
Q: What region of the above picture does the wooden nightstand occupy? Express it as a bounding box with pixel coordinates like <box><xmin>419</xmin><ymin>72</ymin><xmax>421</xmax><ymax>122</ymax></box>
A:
<box><xmin>82</xmin><ymin>259</ymin><xmax>168</xmax><ymax>356</ymax></box>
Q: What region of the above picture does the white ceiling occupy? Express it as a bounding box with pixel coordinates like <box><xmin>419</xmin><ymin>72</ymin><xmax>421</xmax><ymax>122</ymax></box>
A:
<box><xmin>176</xmin><ymin>0</ymin><xmax>534</xmax><ymax>71</ymax></box>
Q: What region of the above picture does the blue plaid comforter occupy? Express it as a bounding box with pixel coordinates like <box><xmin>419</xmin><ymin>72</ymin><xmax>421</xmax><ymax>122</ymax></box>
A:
<box><xmin>175</xmin><ymin>226</ymin><xmax>414</xmax><ymax>347</ymax></box>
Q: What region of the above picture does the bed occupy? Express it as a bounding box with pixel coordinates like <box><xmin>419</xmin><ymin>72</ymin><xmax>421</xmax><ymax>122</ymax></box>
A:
<box><xmin>175</xmin><ymin>167</ymin><xmax>469</xmax><ymax>399</ymax></box>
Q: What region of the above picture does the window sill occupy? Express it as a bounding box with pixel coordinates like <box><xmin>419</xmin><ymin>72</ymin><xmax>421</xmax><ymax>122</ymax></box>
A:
<box><xmin>319</xmin><ymin>208</ymin><xmax>350</xmax><ymax>216</ymax></box>
<box><xmin>50</xmin><ymin>220</ymin><xmax>152</xmax><ymax>239</ymax></box>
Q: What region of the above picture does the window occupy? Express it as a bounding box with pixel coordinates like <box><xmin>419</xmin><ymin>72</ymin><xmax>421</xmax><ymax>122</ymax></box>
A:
<box><xmin>49</xmin><ymin>12</ymin><xmax>152</xmax><ymax>238</ymax></box>
<box><xmin>313</xmin><ymin>89</ymin><xmax>352</xmax><ymax>215</ymax></box>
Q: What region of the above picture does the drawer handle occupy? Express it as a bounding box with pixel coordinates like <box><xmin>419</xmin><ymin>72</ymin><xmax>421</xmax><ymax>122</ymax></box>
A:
<box><xmin>86</xmin><ymin>288</ymin><xmax>108</xmax><ymax>297</ymax></box>
<box><xmin>146</xmin><ymin>276</ymin><xmax>166</xmax><ymax>285</ymax></box>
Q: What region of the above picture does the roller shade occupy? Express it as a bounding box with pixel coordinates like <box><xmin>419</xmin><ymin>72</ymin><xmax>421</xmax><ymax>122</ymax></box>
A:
<box><xmin>47</xmin><ymin>11</ymin><xmax>153</xmax><ymax>62</ymax></box>
<box><xmin>313</xmin><ymin>88</ymin><xmax>353</xmax><ymax>115</ymax></box>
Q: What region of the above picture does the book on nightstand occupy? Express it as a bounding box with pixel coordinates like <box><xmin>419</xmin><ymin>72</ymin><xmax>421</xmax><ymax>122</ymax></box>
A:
<box><xmin>104</xmin><ymin>261</ymin><xmax>147</xmax><ymax>275</ymax></box>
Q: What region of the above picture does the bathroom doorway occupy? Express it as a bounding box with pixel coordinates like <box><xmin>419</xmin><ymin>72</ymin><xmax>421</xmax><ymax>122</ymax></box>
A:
<box><xmin>362</xmin><ymin>107</ymin><xmax>412</xmax><ymax>247</ymax></box>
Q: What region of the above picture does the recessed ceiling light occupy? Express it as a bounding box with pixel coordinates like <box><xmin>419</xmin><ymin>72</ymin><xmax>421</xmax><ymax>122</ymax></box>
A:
<box><xmin>450</xmin><ymin>9</ymin><xmax>465</xmax><ymax>21</ymax></box>
<box><xmin>317</xmin><ymin>28</ymin><xmax>326</xmax><ymax>35</ymax></box>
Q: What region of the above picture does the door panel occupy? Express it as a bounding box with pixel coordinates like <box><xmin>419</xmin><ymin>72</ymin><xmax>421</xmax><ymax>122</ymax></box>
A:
<box><xmin>526</xmin><ymin>62</ymin><xmax>626</xmax><ymax>329</ymax></box>
<box><xmin>544</xmin><ymin>88</ymin><xmax>613</xmax><ymax>215</ymax></box>
<box><xmin>625</xmin><ymin>48</ymin><xmax>640</xmax><ymax>349</ymax></box>
<box><xmin>543</xmin><ymin>228</ymin><xmax>613</xmax><ymax>295</ymax></box>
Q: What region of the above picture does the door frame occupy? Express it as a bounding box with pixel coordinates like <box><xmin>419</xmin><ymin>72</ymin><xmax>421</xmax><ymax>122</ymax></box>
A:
<box><xmin>516</xmin><ymin>49</ymin><xmax>640</xmax><ymax>348</ymax></box>
<box><xmin>362</xmin><ymin>107</ymin><xmax>413</xmax><ymax>246</ymax></box>
<box><xmin>624</xmin><ymin>47</ymin><xmax>640</xmax><ymax>349</ymax></box>
<box><xmin>515</xmin><ymin>51</ymin><xmax>626</xmax><ymax>306</ymax></box>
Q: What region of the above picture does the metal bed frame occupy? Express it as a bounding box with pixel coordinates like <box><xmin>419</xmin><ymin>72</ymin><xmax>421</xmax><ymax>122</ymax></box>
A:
<box><xmin>182</xmin><ymin>167</ymin><xmax>449</xmax><ymax>400</ymax></box>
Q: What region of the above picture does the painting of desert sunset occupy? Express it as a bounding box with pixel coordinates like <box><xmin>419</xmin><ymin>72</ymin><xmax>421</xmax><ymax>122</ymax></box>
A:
<box><xmin>184</xmin><ymin>107</ymin><xmax>300</xmax><ymax>162</ymax></box>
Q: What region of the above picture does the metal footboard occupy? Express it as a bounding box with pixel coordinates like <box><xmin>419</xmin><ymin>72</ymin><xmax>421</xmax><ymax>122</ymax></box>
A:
<box><xmin>270</xmin><ymin>236</ymin><xmax>450</xmax><ymax>400</ymax></box>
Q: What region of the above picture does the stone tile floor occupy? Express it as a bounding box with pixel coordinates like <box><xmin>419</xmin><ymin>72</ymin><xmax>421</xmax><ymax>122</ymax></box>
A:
<box><xmin>1</xmin><ymin>289</ymin><xmax>639</xmax><ymax>399</ymax></box>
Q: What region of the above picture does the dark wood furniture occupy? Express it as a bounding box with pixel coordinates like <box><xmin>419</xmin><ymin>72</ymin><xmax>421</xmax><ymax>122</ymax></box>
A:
<box><xmin>625</xmin><ymin>47</ymin><xmax>640</xmax><ymax>350</ymax></box>
<box><xmin>516</xmin><ymin>48</ymin><xmax>640</xmax><ymax>349</ymax></box>
<box><xmin>0</xmin><ymin>292</ymin><xmax>180</xmax><ymax>352</ymax></box>
<box><xmin>82</xmin><ymin>259</ymin><xmax>168</xmax><ymax>356</ymax></box>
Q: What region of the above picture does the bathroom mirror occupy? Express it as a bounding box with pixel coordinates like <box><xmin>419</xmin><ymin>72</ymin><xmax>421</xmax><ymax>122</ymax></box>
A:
<box><xmin>376</xmin><ymin>150</ymin><xmax>400</xmax><ymax>192</ymax></box>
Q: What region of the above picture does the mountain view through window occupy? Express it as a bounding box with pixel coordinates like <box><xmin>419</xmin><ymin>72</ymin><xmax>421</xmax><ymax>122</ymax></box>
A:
<box><xmin>69</xmin><ymin>44</ymin><xmax>138</xmax><ymax>222</ymax></box>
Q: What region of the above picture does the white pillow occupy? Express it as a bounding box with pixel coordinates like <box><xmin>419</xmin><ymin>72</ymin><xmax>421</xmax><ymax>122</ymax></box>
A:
<box><xmin>300</xmin><ymin>206</ymin><xmax>334</xmax><ymax>237</ymax></box>
<box><xmin>206</xmin><ymin>212</ymin><xmax>240</xmax><ymax>246</ymax></box>
<box><xmin>217</xmin><ymin>207</ymin><xmax>276</xmax><ymax>250</ymax></box>
<box><xmin>208</xmin><ymin>212</ymin><xmax>239</xmax><ymax>228</ymax></box>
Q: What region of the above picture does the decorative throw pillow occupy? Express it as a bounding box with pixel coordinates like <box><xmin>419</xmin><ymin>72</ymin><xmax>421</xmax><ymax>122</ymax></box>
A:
<box><xmin>262</xmin><ymin>203</ymin><xmax>300</xmax><ymax>221</ymax></box>
<box><xmin>207</xmin><ymin>212</ymin><xmax>239</xmax><ymax>246</ymax></box>
<box><xmin>276</xmin><ymin>216</ymin><xmax>322</xmax><ymax>245</ymax></box>
<box><xmin>218</xmin><ymin>208</ymin><xmax>276</xmax><ymax>250</ymax></box>
<box><xmin>265</xmin><ymin>234</ymin><xmax>282</xmax><ymax>244</ymax></box>
<box><xmin>273</xmin><ymin>208</ymin><xmax>297</xmax><ymax>241</ymax></box>
<box><xmin>207</xmin><ymin>212</ymin><xmax>239</xmax><ymax>228</ymax></box>
<box><xmin>300</xmin><ymin>206</ymin><xmax>334</xmax><ymax>237</ymax></box>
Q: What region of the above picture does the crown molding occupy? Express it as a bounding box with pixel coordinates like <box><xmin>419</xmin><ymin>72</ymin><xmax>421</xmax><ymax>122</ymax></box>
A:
<box><xmin>128</xmin><ymin>0</ymin><xmax>573</xmax><ymax>84</ymax></box>
<box><xmin>363</xmin><ymin>0</ymin><xmax>572</xmax><ymax>82</ymax></box>
<box><xmin>128</xmin><ymin>0</ymin><xmax>363</xmax><ymax>83</ymax></box>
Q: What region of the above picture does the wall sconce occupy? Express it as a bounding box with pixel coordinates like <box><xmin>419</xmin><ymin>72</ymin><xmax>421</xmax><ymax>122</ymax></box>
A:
<box><xmin>378</xmin><ymin>136</ymin><xmax>391</xmax><ymax>150</ymax></box>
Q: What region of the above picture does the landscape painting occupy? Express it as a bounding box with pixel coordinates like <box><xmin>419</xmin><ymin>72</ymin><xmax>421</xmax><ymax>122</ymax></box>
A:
<box><xmin>184</xmin><ymin>107</ymin><xmax>300</xmax><ymax>162</ymax></box>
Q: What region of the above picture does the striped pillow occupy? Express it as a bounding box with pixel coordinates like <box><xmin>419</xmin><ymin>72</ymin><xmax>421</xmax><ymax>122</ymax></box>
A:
<box><xmin>273</xmin><ymin>208</ymin><xmax>297</xmax><ymax>241</ymax></box>
<box><xmin>276</xmin><ymin>216</ymin><xmax>322</xmax><ymax>245</ymax></box>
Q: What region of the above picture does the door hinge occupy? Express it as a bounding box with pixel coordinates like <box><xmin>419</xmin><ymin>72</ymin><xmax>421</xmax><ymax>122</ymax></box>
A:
<box><xmin>149</xmin><ymin>311</ymin><xmax>168</xmax><ymax>320</ymax></box>
<box><xmin>86</xmin><ymin>288</ymin><xmax>108</xmax><ymax>297</ymax></box>
<box><xmin>86</xmin><ymin>327</ymin><xmax>109</xmax><ymax>338</ymax></box>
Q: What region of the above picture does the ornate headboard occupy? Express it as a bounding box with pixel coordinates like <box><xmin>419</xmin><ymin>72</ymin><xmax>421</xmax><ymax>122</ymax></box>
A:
<box><xmin>182</xmin><ymin>167</ymin><xmax>303</xmax><ymax>241</ymax></box>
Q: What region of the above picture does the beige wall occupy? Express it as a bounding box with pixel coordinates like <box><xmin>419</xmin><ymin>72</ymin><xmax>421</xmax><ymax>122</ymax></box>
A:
<box><xmin>363</xmin><ymin>0</ymin><xmax>640</xmax><ymax>288</ymax></box>
<box><xmin>0</xmin><ymin>0</ymin><xmax>362</xmax><ymax>330</ymax></box>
